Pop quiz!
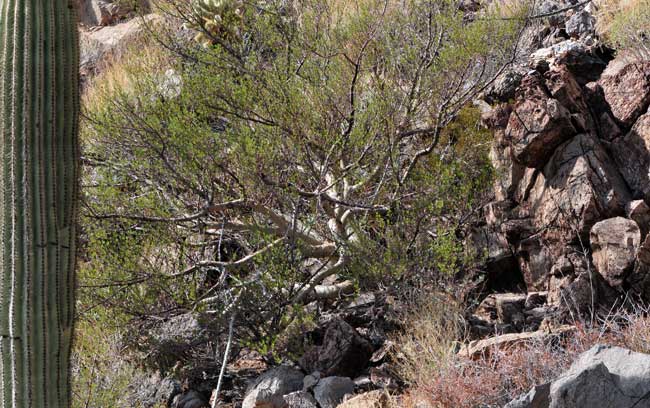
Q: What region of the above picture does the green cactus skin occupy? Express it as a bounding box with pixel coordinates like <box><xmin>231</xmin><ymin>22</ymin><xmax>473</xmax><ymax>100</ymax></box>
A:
<box><xmin>0</xmin><ymin>0</ymin><xmax>79</xmax><ymax>406</ymax></box>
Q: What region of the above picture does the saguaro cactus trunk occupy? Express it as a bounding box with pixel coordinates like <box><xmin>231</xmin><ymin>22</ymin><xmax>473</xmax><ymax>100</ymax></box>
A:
<box><xmin>0</xmin><ymin>0</ymin><xmax>79</xmax><ymax>407</ymax></box>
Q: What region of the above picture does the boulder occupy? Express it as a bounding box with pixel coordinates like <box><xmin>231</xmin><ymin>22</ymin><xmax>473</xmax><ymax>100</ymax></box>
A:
<box><xmin>528</xmin><ymin>40</ymin><xmax>606</xmax><ymax>84</ymax></box>
<box><xmin>506</xmin><ymin>74</ymin><xmax>576</xmax><ymax>168</ymax></box>
<box><xmin>242</xmin><ymin>366</ymin><xmax>305</xmax><ymax>408</ymax></box>
<box><xmin>313</xmin><ymin>377</ymin><xmax>355</xmax><ymax>408</ymax></box>
<box><xmin>599</xmin><ymin>61</ymin><xmax>650</xmax><ymax>127</ymax></box>
<box><xmin>299</xmin><ymin>318</ymin><xmax>373</xmax><ymax>378</ymax></box>
<box><xmin>611</xmin><ymin>114</ymin><xmax>650</xmax><ymax>202</ymax></box>
<box><xmin>590</xmin><ymin>217</ymin><xmax>641</xmax><ymax>287</ymax></box>
<box><xmin>565</xmin><ymin>9</ymin><xmax>595</xmax><ymax>39</ymax></box>
<box><xmin>507</xmin><ymin>345</ymin><xmax>650</xmax><ymax>407</ymax></box>
<box><xmin>283</xmin><ymin>391</ymin><xmax>319</xmax><ymax>408</ymax></box>
<box><xmin>536</xmin><ymin>135</ymin><xmax>629</xmax><ymax>238</ymax></box>
<box><xmin>338</xmin><ymin>390</ymin><xmax>390</xmax><ymax>408</ymax></box>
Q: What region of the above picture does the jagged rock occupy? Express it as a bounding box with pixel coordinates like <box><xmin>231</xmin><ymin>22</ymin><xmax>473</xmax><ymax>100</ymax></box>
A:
<box><xmin>299</xmin><ymin>318</ymin><xmax>373</xmax><ymax>378</ymax></box>
<box><xmin>565</xmin><ymin>9</ymin><xmax>595</xmax><ymax>39</ymax></box>
<box><xmin>537</xmin><ymin>0</ymin><xmax>570</xmax><ymax>27</ymax></box>
<box><xmin>544</xmin><ymin>66</ymin><xmax>592</xmax><ymax>131</ymax></box>
<box><xmin>529</xmin><ymin>39</ymin><xmax>607</xmax><ymax>85</ymax></box>
<box><xmin>515</xmin><ymin>236</ymin><xmax>554</xmax><ymax>290</ymax></box>
<box><xmin>628</xmin><ymin>235</ymin><xmax>650</xmax><ymax>300</ymax></box>
<box><xmin>554</xmin><ymin>45</ymin><xmax>608</xmax><ymax>85</ymax></box>
<box><xmin>457</xmin><ymin>325</ymin><xmax>575</xmax><ymax>359</ymax></box>
<box><xmin>505</xmin><ymin>383</ymin><xmax>551</xmax><ymax>408</ymax></box>
<box><xmin>313</xmin><ymin>377</ymin><xmax>355</xmax><ymax>408</ymax></box>
<box><xmin>626</xmin><ymin>200</ymin><xmax>650</xmax><ymax>237</ymax></box>
<box><xmin>242</xmin><ymin>366</ymin><xmax>305</xmax><ymax>408</ymax></box>
<box><xmin>513</xmin><ymin>134</ymin><xmax>630</xmax><ymax>289</ymax></box>
<box><xmin>585</xmin><ymin>81</ymin><xmax>622</xmax><ymax>140</ymax></box>
<box><xmin>506</xmin><ymin>74</ymin><xmax>576</xmax><ymax>168</ymax></box>
<box><xmin>490</xmin><ymin>130</ymin><xmax>526</xmax><ymax>201</ymax></box>
<box><xmin>507</xmin><ymin>345</ymin><xmax>650</xmax><ymax>407</ymax></box>
<box><xmin>599</xmin><ymin>61</ymin><xmax>650</xmax><ymax>127</ymax></box>
<box><xmin>338</xmin><ymin>390</ymin><xmax>390</xmax><ymax>408</ymax></box>
<box><xmin>172</xmin><ymin>390</ymin><xmax>208</xmax><ymax>408</ymax></box>
<box><xmin>283</xmin><ymin>391</ymin><xmax>319</xmax><ymax>408</ymax></box>
<box><xmin>590</xmin><ymin>217</ymin><xmax>641</xmax><ymax>287</ymax></box>
<box><xmin>484</xmin><ymin>71</ymin><xmax>524</xmax><ymax>104</ymax></box>
<box><xmin>611</xmin><ymin>114</ymin><xmax>650</xmax><ymax>202</ymax></box>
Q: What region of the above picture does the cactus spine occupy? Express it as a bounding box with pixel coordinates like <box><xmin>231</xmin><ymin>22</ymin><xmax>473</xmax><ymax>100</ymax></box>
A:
<box><xmin>0</xmin><ymin>0</ymin><xmax>79</xmax><ymax>407</ymax></box>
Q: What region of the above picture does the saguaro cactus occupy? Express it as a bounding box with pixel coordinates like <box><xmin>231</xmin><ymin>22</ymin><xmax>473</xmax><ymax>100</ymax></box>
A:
<box><xmin>0</xmin><ymin>0</ymin><xmax>79</xmax><ymax>407</ymax></box>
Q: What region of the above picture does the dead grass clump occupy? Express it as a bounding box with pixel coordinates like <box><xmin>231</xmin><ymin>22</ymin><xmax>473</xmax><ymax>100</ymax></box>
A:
<box><xmin>396</xmin><ymin>299</ymin><xmax>650</xmax><ymax>407</ymax></box>
<box><xmin>595</xmin><ymin>0</ymin><xmax>650</xmax><ymax>59</ymax></box>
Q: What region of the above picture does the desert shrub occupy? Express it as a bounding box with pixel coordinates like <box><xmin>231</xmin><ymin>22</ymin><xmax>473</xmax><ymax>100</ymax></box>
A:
<box><xmin>80</xmin><ymin>0</ymin><xmax>526</xmax><ymax>377</ymax></box>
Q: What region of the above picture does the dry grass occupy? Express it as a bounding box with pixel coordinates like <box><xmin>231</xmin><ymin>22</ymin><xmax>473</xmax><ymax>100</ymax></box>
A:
<box><xmin>395</xmin><ymin>297</ymin><xmax>650</xmax><ymax>408</ymax></box>
<box><xmin>82</xmin><ymin>33</ymin><xmax>171</xmax><ymax>107</ymax></box>
<box><xmin>595</xmin><ymin>0</ymin><xmax>650</xmax><ymax>59</ymax></box>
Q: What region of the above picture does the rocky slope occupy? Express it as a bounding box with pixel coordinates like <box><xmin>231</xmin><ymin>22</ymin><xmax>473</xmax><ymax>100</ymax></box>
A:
<box><xmin>474</xmin><ymin>4</ymin><xmax>650</xmax><ymax>330</ymax></box>
<box><xmin>75</xmin><ymin>0</ymin><xmax>650</xmax><ymax>407</ymax></box>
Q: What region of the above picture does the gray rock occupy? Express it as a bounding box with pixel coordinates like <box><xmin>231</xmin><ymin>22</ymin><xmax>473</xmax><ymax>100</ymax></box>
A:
<box><xmin>172</xmin><ymin>390</ymin><xmax>208</xmax><ymax>408</ymax></box>
<box><xmin>485</xmin><ymin>70</ymin><xmax>524</xmax><ymax>104</ymax></box>
<box><xmin>313</xmin><ymin>377</ymin><xmax>355</xmax><ymax>408</ymax></box>
<box><xmin>505</xmin><ymin>383</ymin><xmax>550</xmax><ymax>408</ymax></box>
<box><xmin>303</xmin><ymin>372</ymin><xmax>321</xmax><ymax>391</ymax></box>
<box><xmin>507</xmin><ymin>345</ymin><xmax>650</xmax><ymax>408</ymax></box>
<box><xmin>565</xmin><ymin>9</ymin><xmax>595</xmax><ymax>39</ymax></box>
<box><xmin>242</xmin><ymin>366</ymin><xmax>305</xmax><ymax>408</ymax></box>
<box><xmin>590</xmin><ymin>217</ymin><xmax>641</xmax><ymax>287</ymax></box>
<box><xmin>283</xmin><ymin>391</ymin><xmax>319</xmax><ymax>408</ymax></box>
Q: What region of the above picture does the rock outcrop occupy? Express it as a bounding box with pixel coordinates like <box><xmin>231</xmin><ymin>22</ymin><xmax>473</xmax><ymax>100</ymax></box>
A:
<box><xmin>478</xmin><ymin>19</ymin><xmax>650</xmax><ymax>323</ymax></box>
<box><xmin>506</xmin><ymin>345</ymin><xmax>650</xmax><ymax>408</ymax></box>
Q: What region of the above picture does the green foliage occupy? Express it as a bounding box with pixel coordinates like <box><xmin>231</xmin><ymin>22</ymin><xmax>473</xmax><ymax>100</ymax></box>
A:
<box><xmin>80</xmin><ymin>0</ymin><xmax>523</xmax><ymax>372</ymax></box>
<box><xmin>72</xmin><ymin>319</ymin><xmax>139</xmax><ymax>408</ymax></box>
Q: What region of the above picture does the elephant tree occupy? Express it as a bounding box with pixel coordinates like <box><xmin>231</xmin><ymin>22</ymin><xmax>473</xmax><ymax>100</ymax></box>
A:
<box><xmin>0</xmin><ymin>0</ymin><xmax>79</xmax><ymax>407</ymax></box>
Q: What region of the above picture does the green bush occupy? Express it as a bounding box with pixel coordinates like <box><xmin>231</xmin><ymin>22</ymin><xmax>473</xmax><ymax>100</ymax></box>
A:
<box><xmin>79</xmin><ymin>0</ymin><xmax>525</xmax><ymax>371</ymax></box>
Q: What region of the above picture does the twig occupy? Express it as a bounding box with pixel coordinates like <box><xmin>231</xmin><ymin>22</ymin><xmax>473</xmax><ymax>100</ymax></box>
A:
<box><xmin>212</xmin><ymin>313</ymin><xmax>236</xmax><ymax>408</ymax></box>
